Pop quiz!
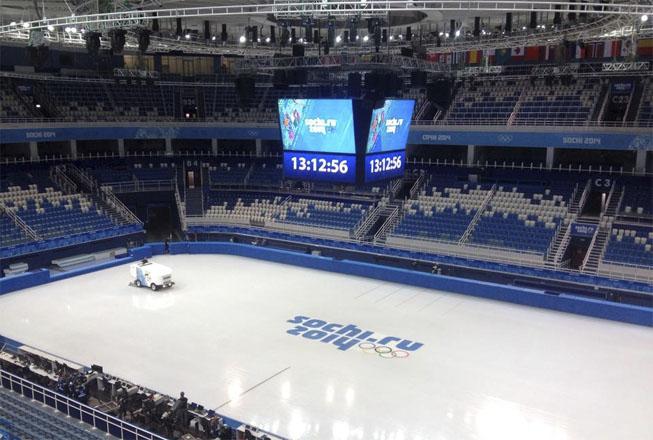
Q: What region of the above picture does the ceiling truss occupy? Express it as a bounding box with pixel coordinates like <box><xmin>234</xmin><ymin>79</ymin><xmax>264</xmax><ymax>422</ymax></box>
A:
<box><xmin>2</xmin><ymin>1</ymin><xmax>653</xmax><ymax>35</ymax></box>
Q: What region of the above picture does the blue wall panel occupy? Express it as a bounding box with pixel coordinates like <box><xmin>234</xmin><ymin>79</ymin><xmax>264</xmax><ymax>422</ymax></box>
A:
<box><xmin>1</xmin><ymin>242</ymin><xmax>651</xmax><ymax>327</ymax></box>
<box><xmin>2</xmin><ymin>124</ymin><xmax>651</xmax><ymax>151</ymax></box>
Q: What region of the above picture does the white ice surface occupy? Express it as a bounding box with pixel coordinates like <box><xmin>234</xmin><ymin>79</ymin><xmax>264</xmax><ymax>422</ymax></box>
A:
<box><xmin>0</xmin><ymin>254</ymin><xmax>651</xmax><ymax>440</ymax></box>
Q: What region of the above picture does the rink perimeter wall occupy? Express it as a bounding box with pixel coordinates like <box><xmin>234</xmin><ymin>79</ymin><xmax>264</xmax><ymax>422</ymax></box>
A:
<box><xmin>1</xmin><ymin>241</ymin><xmax>651</xmax><ymax>327</ymax></box>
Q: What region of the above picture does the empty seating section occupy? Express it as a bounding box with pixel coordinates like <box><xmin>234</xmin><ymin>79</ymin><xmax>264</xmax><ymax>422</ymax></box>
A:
<box><xmin>111</xmin><ymin>84</ymin><xmax>172</xmax><ymax>119</ymax></box>
<box><xmin>0</xmin><ymin>173</ymin><xmax>142</xmax><ymax>258</ymax></box>
<box><xmin>204</xmin><ymin>191</ymin><xmax>370</xmax><ymax>231</ymax></box>
<box><xmin>85</xmin><ymin>161</ymin><xmax>176</xmax><ymax>184</ymax></box>
<box><xmin>637</xmin><ymin>77</ymin><xmax>653</xmax><ymax>126</ymax></box>
<box><xmin>0</xmin><ymin>387</ymin><xmax>107</xmax><ymax>440</ymax></box>
<box><xmin>391</xmin><ymin>180</ymin><xmax>491</xmax><ymax>242</ymax></box>
<box><xmin>0</xmin><ymin>81</ymin><xmax>31</xmax><ymax>119</ymax></box>
<box><xmin>2</xmin><ymin>187</ymin><xmax>116</xmax><ymax>239</ymax></box>
<box><xmin>469</xmin><ymin>184</ymin><xmax>572</xmax><ymax>253</ymax></box>
<box><xmin>210</xmin><ymin>161</ymin><xmax>250</xmax><ymax>185</ymax></box>
<box><xmin>205</xmin><ymin>191</ymin><xmax>286</xmax><ymax>222</ymax></box>
<box><xmin>445</xmin><ymin>79</ymin><xmax>523</xmax><ymax>122</ymax></box>
<box><xmin>0</xmin><ymin>213</ymin><xmax>30</xmax><ymax>248</ymax></box>
<box><xmin>620</xmin><ymin>181</ymin><xmax>653</xmax><ymax>217</ymax></box>
<box><xmin>45</xmin><ymin>81</ymin><xmax>115</xmax><ymax>119</ymax></box>
<box><xmin>516</xmin><ymin>78</ymin><xmax>602</xmax><ymax>124</ymax></box>
<box><xmin>281</xmin><ymin>198</ymin><xmax>370</xmax><ymax>230</ymax></box>
<box><xmin>248</xmin><ymin>160</ymin><xmax>283</xmax><ymax>187</ymax></box>
<box><xmin>604</xmin><ymin>225</ymin><xmax>653</xmax><ymax>267</ymax></box>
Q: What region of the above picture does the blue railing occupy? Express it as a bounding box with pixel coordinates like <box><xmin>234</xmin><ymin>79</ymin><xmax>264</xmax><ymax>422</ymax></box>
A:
<box><xmin>0</xmin><ymin>369</ymin><xmax>167</xmax><ymax>440</ymax></box>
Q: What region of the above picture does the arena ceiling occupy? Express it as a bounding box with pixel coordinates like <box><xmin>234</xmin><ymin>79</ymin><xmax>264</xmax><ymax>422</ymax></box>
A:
<box><xmin>1</xmin><ymin>1</ymin><xmax>651</xmax><ymax>54</ymax></box>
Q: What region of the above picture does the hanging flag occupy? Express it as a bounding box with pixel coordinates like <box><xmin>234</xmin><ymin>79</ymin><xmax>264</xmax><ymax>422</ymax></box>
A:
<box><xmin>637</xmin><ymin>38</ymin><xmax>653</xmax><ymax>57</ymax></box>
<box><xmin>575</xmin><ymin>43</ymin><xmax>586</xmax><ymax>59</ymax></box>
<box><xmin>511</xmin><ymin>47</ymin><xmax>525</xmax><ymax>60</ymax></box>
<box><xmin>468</xmin><ymin>50</ymin><xmax>481</xmax><ymax>64</ymax></box>
<box><xmin>524</xmin><ymin>46</ymin><xmax>540</xmax><ymax>61</ymax></box>
<box><xmin>495</xmin><ymin>48</ymin><xmax>511</xmax><ymax>64</ymax></box>
<box><xmin>620</xmin><ymin>39</ymin><xmax>635</xmax><ymax>57</ymax></box>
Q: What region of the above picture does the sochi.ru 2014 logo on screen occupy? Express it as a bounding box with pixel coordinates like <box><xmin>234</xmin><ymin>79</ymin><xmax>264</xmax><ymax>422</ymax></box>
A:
<box><xmin>286</xmin><ymin>315</ymin><xmax>423</xmax><ymax>359</ymax></box>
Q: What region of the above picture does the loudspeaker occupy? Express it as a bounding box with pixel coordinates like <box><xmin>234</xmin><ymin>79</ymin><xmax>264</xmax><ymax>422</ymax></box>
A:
<box><xmin>406</xmin><ymin>26</ymin><xmax>412</xmax><ymax>41</ymax></box>
<box><xmin>450</xmin><ymin>20</ymin><xmax>455</xmax><ymax>36</ymax></box>
<box><xmin>505</xmin><ymin>13</ymin><xmax>512</xmax><ymax>33</ymax></box>
<box><xmin>270</xmin><ymin>25</ymin><xmax>276</xmax><ymax>43</ymax></box>
<box><xmin>473</xmin><ymin>17</ymin><xmax>480</xmax><ymax>37</ymax></box>
<box><xmin>530</xmin><ymin>12</ymin><xmax>537</xmax><ymax>29</ymax></box>
<box><xmin>381</xmin><ymin>29</ymin><xmax>387</xmax><ymax>43</ymax></box>
<box><xmin>221</xmin><ymin>24</ymin><xmax>228</xmax><ymax>42</ymax></box>
<box><xmin>553</xmin><ymin>5</ymin><xmax>562</xmax><ymax>25</ymax></box>
<box><xmin>252</xmin><ymin>26</ymin><xmax>258</xmax><ymax>42</ymax></box>
<box><xmin>292</xmin><ymin>44</ymin><xmax>305</xmax><ymax>57</ymax></box>
<box><xmin>281</xmin><ymin>27</ymin><xmax>289</xmax><ymax>46</ymax></box>
<box><xmin>348</xmin><ymin>72</ymin><xmax>361</xmax><ymax>97</ymax></box>
<box><xmin>313</xmin><ymin>29</ymin><xmax>320</xmax><ymax>43</ymax></box>
<box><xmin>290</xmin><ymin>28</ymin><xmax>296</xmax><ymax>44</ymax></box>
<box><xmin>176</xmin><ymin>18</ymin><xmax>182</xmax><ymax>36</ymax></box>
<box><xmin>427</xmin><ymin>78</ymin><xmax>452</xmax><ymax>108</ymax></box>
<box><xmin>85</xmin><ymin>32</ymin><xmax>101</xmax><ymax>56</ymax></box>
<box><xmin>137</xmin><ymin>29</ymin><xmax>150</xmax><ymax>53</ymax></box>
<box><xmin>152</xmin><ymin>13</ymin><xmax>159</xmax><ymax>32</ymax></box>
<box><xmin>350</xmin><ymin>26</ymin><xmax>357</xmax><ymax>42</ymax></box>
<box><xmin>204</xmin><ymin>21</ymin><xmax>210</xmax><ymax>40</ymax></box>
<box><xmin>109</xmin><ymin>29</ymin><xmax>126</xmax><ymax>54</ymax></box>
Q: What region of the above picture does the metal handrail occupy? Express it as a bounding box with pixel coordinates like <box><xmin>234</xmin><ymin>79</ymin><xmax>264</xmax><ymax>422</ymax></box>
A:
<box><xmin>0</xmin><ymin>369</ymin><xmax>167</xmax><ymax>440</ymax></box>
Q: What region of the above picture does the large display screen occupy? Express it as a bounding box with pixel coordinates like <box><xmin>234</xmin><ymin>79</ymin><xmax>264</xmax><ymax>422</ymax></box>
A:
<box><xmin>364</xmin><ymin>150</ymin><xmax>406</xmax><ymax>182</ymax></box>
<box><xmin>365</xmin><ymin>99</ymin><xmax>415</xmax><ymax>154</ymax></box>
<box><xmin>278</xmin><ymin>99</ymin><xmax>356</xmax><ymax>154</ymax></box>
<box><xmin>283</xmin><ymin>151</ymin><xmax>356</xmax><ymax>183</ymax></box>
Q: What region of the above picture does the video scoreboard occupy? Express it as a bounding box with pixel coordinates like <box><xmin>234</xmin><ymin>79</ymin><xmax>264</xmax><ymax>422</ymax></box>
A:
<box><xmin>277</xmin><ymin>98</ymin><xmax>414</xmax><ymax>184</ymax></box>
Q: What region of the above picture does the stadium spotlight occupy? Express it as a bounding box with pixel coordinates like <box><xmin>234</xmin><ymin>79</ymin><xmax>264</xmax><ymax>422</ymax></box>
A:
<box><xmin>445</xmin><ymin>32</ymin><xmax>449</xmax><ymax>38</ymax></box>
<box><xmin>10</xmin><ymin>22</ymin><xmax>16</xmax><ymax>26</ymax></box>
<box><xmin>265</xmin><ymin>36</ymin><xmax>270</xmax><ymax>43</ymax></box>
<box><xmin>35</xmin><ymin>104</ymin><xmax>41</xmax><ymax>108</ymax></box>
<box><xmin>185</xmin><ymin>33</ymin><xmax>191</xmax><ymax>39</ymax></box>
<box><xmin>239</xmin><ymin>35</ymin><xmax>246</xmax><ymax>43</ymax></box>
<box><xmin>389</xmin><ymin>35</ymin><xmax>393</xmax><ymax>41</ymax></box>
<box><xmin>47</xmin><ymin>25</ymin><xmax>55</xmax><ymax>32</ymax></box>
<box><xmin>23</xmin><ymin>22</ymin><xmax>30</xmax><ymax>29</ymax></box>
<box><xmin>454</xmin><ymin>30</ymin><xmax>460</xmax><ymax>37</ymax></box>
<box><xmin>211</xmin><ymin>35</ymin><xmax>216</xmax><ymax>41</ymax></box>
<box><xmin>336</xmin><ymin>35</ymin><xmax>342</xmax><ymax>43</ymax></box>
<box><xmin>363</xmin><ymin>35</ymin><xmax>369</xmax><ymax>42</ymax></box>
<box><xmin>398</xmin><ymin>34</ymin><xmax>403</xmax><ymax>39</ymax></box>
<box><xmin>70</xmin><ymin>27</ymin><xmax>77</xmax><ymax>33</ymax></box>
<box><xmin>642</xmin><ymin>15</ymin><xmax>649</xmax><ymax>23</ymax></box>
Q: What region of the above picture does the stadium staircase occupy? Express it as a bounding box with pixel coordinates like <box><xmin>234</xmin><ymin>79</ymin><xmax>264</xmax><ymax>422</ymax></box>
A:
<box><xmin>544</xmin><ymin>181</ymin><xmax>586</xmax><ymax>267</ymax></box>
<box><xmin>580</xmin><ymin>181</ymin><xmax>623</xmax><ymax>273</ymax></box>
<box><xmin>55</xmin><ymin>164</ymin><xmax>142</xmax><ymax>227</ymax></box>
<box><xmin>458</xmin><ymin>184</ymin><xmax>497</xmax><ymax>244</ymax></box>
<box><xmin>591</xmin><ymin>82</ymin><xmax>610</xmax><ymax>122</ymax></box>
<box><xmin>624</xmin><ymin>80</ymin><xmax>645</xmax><ymax>123</ymax></box>
<box><xmin>184</xmin><ymin>188</ymin><xmax>204</xmax><ymax>216</ymax></box>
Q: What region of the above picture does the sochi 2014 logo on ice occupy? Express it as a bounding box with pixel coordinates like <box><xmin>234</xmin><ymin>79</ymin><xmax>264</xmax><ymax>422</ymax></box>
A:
<box><xmin>286</xmin><ymin>315</ymin><xmax>423</xmax><ymax>359</ymax></box>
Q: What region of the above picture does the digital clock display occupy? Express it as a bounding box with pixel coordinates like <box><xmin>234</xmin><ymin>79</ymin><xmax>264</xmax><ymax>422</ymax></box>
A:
<box><xmin>364</xmin><ymin>150</ymin><xmax>405</xmax><ymax>182</ymax></box>
<box><xmin>283</xmin><ymin>152</ymin><xmax>357</xmax><ymax>183</ymax></box>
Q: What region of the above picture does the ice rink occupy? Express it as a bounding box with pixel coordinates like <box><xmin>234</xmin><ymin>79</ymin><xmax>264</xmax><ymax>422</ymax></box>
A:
<box><xmin>0</xmin><ymin>254</ymin><xmax>652</xmax><ymax>440</ymax></box>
